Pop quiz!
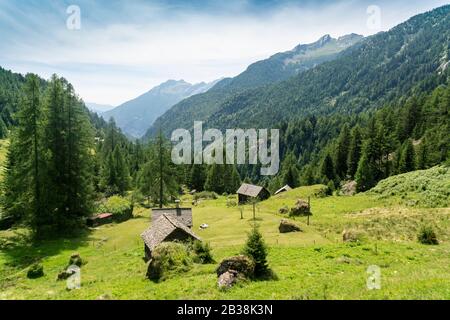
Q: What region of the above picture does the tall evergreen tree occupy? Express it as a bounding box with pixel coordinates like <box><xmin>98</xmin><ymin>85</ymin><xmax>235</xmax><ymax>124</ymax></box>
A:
<box><xmin>43</xmin><ymin>76</ymin><xmax>94</xmax><ymax>233</ymax></box>
<box><xmin>335</xmin><ymin>124</ymin><xmax>350</xmax><ymax>179</ymax></box>
<box><xmin>2</xmin><ymin>74</ymin><xmax>43</xmax><ymax>229</ymax></box>
<box><xmin>320</xmin><ymin>153</ymin><xmax>335</xmax><ymax>182</ymax></box>
<box><xmin>138</xmin><ymin>131</ymin><xmax>178</xmax><ymax>207</ymax></box>
<box><xmin>189</xmin><ymin>164</ymin><xmax>206</xmax><ymax>192</ymax></box>
<box><xmin>347</xmin><ymin>126</ymin><xmax>363</xmax><ymax>179</ymax></box>
<box><xmin>398</xmin><ymin>139</ymin><xmax>416</xmax><ymax>173</ymax></box>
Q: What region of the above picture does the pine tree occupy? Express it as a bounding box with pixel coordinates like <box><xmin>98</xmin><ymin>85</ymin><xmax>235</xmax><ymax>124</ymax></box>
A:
<box><xmin>242</xmin><ymin>226</ymin><xmax>269</xmax><ymax>278</ymax></box>
<box><xmin>112</xmin><ymin>146</ymin><xmax>130</xmax><ymax>195</ymax></box>
<box><xmin>355</xmin><ymin>152</ymin><xmax>376</xmax><ymax>192</ymax></box>
<box><xmin>280</xmin><ymin>152</ymin><xmax>299</xmax><ymax>187</ymax></box>
<box><xmin>320</xmin><ymin>153</ymin><xmax>335</xmax><ymax>182</ymax></box>
<box><xmin>138</xmin><ymin>132</ymin><xmax>178</xmax><ymax>207</ymax></box>
<box><xmin>189</xmin><ymin>164</ymin><xmax>206</xmax><ymax>192</ymax></box>
<box><xmin>43</xmin><ymin>76</ymin><xmax>94</xmax><ymax>233</ymax></box>
<box><xmin>2</xmin><ymin>74</ymin><xmax>43</xmax><ymax>229</ymax></box>
<box><xmin>398</xmin><ymin>139</ymin><xmax>416</xmax><ymax>173</ymax></box>
<box><xmin>416</xmin><ymin>138</ymin><xmax>428</xmax><ymax>170</ymax></box>
<box><xmin>335</xmin><ymin>124</ymin><xmax>350</xmax><ymax>179</ymax></box>
<box><xmin>347</xmin><ymin>126</ymin><xmax>363</xmax><ymax>179</ymax></box>
<box><xmin>204</xmin><ymin>163</ymin><xmax>224</xmax><ymax>194</ymax></box>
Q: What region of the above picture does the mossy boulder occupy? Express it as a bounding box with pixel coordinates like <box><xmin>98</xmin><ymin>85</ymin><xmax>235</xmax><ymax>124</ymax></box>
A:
<box><xmin>216</xmin><ymin>255</ymin><xmax>255</xmax><ymax>278</ymax></box>
<box><xmin>290</xmin><ymin>199</ymin><xmax>311</xmax><ymax>217</ymax></box>
<box><xmin>279</xmin><ymin>219</ymin><xmax>302</xmax><ymax>233</ymax></box>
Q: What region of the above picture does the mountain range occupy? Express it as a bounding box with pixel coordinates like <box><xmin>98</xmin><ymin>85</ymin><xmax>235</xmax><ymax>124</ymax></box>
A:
<box><xmin>101</xmin><ymin>79</ymin><xmax>219</xmax><ymax>138</ymax></box>
<box><xmin>143</xmin><ymin>33</ymin><xmax>364</xmax><ymax>139</ymax></box>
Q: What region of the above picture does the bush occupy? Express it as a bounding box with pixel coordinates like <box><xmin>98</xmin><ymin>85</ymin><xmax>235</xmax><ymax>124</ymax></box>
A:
<box><xmin>242</xmin><ymin>227</ymin><xmax>269</xmax><ymax>278</ymax></box>
<box><xmin>191</xmin><ymin>240</ymin><xmax>215</xmax><ymax>264</ymax></box>
<box><xmin>97</xmin><ymin>196</ymin><xmax>133</xmax><ymax>222</ymax></box>
<box><xmin>418</xmin><ymin>226</ymin><xmax>439</xmax><ymax>245</ymax></box>
<box><xmin>146</xmin><ymin>242</ymin><xmax>192</xmax><ymax>282</ymax></box>
<box><xmin>342</xmin><ymin>229</ymin><xmax>365</xmax><ymax>243</ymax></box>
<box><xmin>193</xmin><ymin>191</ymin><xmax>218</xmax><ymax>200</ymax></box>
<box><xmin>27</xmin><ymin>263</ymin><xmax>44</xmax><ymax>279</ymax></box>
<box><xmin>226</xmin><ymin>199</ymin><xmax>237</xmax><ymax>207</ymax></box>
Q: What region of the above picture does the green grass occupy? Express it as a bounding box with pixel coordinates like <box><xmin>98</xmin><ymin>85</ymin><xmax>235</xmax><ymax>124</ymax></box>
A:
<box><xmin>1</xmin><ymin>167</ymin><xmax>449</xmax><ymax>300</ymax></box>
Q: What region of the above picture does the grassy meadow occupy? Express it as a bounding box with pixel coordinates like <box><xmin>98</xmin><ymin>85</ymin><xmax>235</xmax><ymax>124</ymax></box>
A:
<box><xmin>1</xmin><ymin>166</ymin><xmax>449</xmax><ymax>300</ymax></box>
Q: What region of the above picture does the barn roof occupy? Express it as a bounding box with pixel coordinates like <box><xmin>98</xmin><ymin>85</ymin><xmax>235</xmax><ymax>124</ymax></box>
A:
<box><xmin>141</xmin><ymin>214</ymin><xmax>200</xmax><ymax>252</ymax></box>
<box><xmin>274</xmin><ymin>185</ymin><xmax>292</xmax><ymax>195</ymax></box>
<box><xmin>237</xmin><ymin>183</ymin><xmax>266</xmax><ymax>197</ymax></box>
<box><xmin>152</xmin><ymin>208</ymin><xmax>193</xmax><ymax>228</ymax></box>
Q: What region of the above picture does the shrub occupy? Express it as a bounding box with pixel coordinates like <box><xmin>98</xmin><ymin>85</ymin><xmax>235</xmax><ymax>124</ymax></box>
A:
<box><xmin>146</xmin><ymin>242</ymin><xmax>192</xmax><ymax>282</ymax></box>
<box><xmin>242</xmin><ymin>227</ymin><xmax>269</xmax><ymax>278</ymax></box>
<box><xmin>226</xmin><ymin>199</ymin><xmax>237</xmax><ymax>207</ymax></box>
<box><xmin>27</xmin><ymin>263</ymin><xmax>44</xmax><ymax>279</ymax></box>
<box><xmin>342</xmin><ymin>229</ymin><xmax>365</xmax><ymax>243</ymax></box>
<box><xmin>98</xmin><ymin>196</ymin><xmax>133</xmax><ymax>222</ymax></box>
<box><xmin>191</xmin><ymin>240</ymin><xmax>215</xmax><ymax>264</ymax></box>
<box><xmin>418</xmin><ymin>226</ymin><xmax>439</xmax><ymax>245</ymax></box>
<box><xmin>193</xmin><ymin>191</ymin><xmax>218</xmax><ymax>200</ymax></box>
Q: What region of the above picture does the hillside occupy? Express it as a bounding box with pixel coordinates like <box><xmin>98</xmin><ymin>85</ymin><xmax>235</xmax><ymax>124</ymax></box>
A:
<box><xmin>103</xmin><ymin>79</ymin><xmax>219</xmax><ymax>138</ymax></box>
<box><xmin>143</xmin><ymin>34</ymin><xmax>363</xmax><ymax>139</ymax></box>
<box><xmin>1</xmin><ymin>168</ymin><xmax>449</xmax><ymax>299</ymax></box>
<box><xmin>146</xmin><ymin>6</ymin><xmax>450</xmax><ymax>139</ymax></box>
<box><xmin>369</xmin><ymin>166</ymin><xmax>450</xmax><ymax>207</ymax></box>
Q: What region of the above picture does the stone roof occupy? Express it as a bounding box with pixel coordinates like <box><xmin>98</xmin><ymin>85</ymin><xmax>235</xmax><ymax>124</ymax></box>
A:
<box><xmin>152</xmin><ymin>208</ymin><xmax>193</xmax><ymax>228</ymax></box>
<box><xmin>141</xmin><ymin>214</ymin><xmax>200</xmax><ymax>252</ymax></box>
<box><xmin>237</xmin><ymin>183</ymin><xmax>265</xmax><ymax>197</ymax></box>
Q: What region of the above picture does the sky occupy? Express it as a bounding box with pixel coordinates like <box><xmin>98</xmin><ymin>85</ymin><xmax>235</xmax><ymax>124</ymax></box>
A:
<box><xmin>0</xmin><ymin>0</ymin><xmax>449</xmax><ymax>106</ymax></box>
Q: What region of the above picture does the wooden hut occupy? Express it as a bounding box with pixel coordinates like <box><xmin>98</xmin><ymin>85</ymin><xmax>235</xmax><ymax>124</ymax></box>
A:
<box><xmin>141</xmin><ymin>214</ymin><xmax>200</xmax><ymax>261</ymax></box>
<box><xmin>87</xmin><ymin>213</ymin><xmax>113</xmax><ymax>227</ymax></box>
<box><xmin>236</xmin><ymin>183</ymin><xmax>270</xmax><ymax>205</ymax></box>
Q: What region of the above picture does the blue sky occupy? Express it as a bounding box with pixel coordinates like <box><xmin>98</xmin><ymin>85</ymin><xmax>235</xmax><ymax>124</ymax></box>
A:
<box><xmin>0</xmin><ymin>0</ymin><xmax>449</xmax><ymax>105</ymax></box>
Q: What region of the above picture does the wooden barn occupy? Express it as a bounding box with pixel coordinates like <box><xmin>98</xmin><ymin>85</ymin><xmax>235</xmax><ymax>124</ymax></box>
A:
<box><xmin>237</xmin><ymin>183</ymin><xmax>270</xmax><ymax>205</ymax></box>
<box><xmin>140</xmin><ymin>214</ymin><xmax>200</xmax><ymax>261</ymax></box>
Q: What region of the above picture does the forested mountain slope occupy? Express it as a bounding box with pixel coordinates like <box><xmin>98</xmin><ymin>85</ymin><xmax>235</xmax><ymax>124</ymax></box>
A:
<box><xmin>144</xmin><ymin>33</ymin><xmax>363</xmax><ymax>138</ymax></box>
<box><xmin>207</xmin><ymin>5</ymin><xmax>450</xmax><ymax>130</ymax></box>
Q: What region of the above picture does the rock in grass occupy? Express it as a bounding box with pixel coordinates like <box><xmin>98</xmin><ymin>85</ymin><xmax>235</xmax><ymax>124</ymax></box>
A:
<box><xmin>27</xmin><ymin>263</ymin><xmax>44</xmax><ymax>279</ymax></box>
<box><xmin>218</xmin><ymin>270</ymin><xmax>239</xmax><ymax>289</ymax></box>
<box><xmin>216</xmin><ymin>255</ymin><xmax>255</xmax><ymax>279</ymax></box>
<box><xmin>279</xmin><ymin>206</ymin><xmax>289</xmax><ymax>214</ymax></box>
<box><xmin>279</xmin><ymin>219</ymin><xmax>302</xmax><ymax>233</ymax></box>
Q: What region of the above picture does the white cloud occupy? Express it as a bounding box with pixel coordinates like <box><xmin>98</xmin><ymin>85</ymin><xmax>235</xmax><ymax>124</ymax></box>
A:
<box><xmin>1</xmin><ymin>0</ymin><xmax>449</xmax><ymax>105</ymax></box>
